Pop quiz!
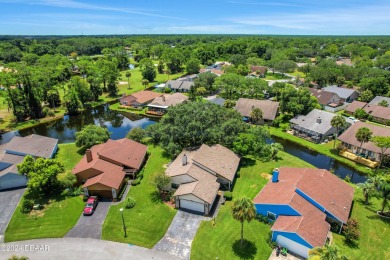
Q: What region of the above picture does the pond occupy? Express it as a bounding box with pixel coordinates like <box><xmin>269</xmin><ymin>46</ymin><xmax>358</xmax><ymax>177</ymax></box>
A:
<box><xmin>0</xmin><ymin>104</ymin><xmax>367</xmax><ymax>184</ymax></box>
<box><xmin>2</xmin><ymin>104</ymin><xmax>156</xmax><ymax>144</ymax></box>
<box><xmin>270</xmin><ymin>137</ymin><xmax>367</xmax><ymax>184</ymax></box>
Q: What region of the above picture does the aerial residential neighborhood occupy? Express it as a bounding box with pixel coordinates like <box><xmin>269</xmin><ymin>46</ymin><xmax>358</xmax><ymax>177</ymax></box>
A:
<box><xmin>0</xmin><ymin>2</ymin><xmax>390</xmax><ymax>260</ymax></box>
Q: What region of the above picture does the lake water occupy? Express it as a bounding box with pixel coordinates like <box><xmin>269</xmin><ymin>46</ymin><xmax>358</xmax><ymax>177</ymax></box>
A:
<box><xmin>2</xmin><ymin>104</ymin><xmax>156</xmax><ymax>144</ymax></box>
<box><xmin>0</xmin><ymin>104</ymin><xmax>367</xmax><ymax>183</ymax></box>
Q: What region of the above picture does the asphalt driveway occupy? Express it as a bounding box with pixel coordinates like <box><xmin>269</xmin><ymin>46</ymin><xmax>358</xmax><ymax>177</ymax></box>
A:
<box><xmin>65</xmin><ymin>199</ymin><xmax>111</xmax><ymax>239</ymax></box>
<box><xmin>153</xmin><ymin>210</ymin><xmax>205</xmax><ymax>259</ymax></box>
<box><xmin>0</xmin><ymin>188</ymin><xmax>25</xmax><ymax>243</ymax></box>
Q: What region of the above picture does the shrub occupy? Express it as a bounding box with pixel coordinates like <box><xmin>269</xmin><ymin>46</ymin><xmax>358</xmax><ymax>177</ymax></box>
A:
<box><xmin>131</xmin><ymin>178</ymin><xmax>141</xmax><ymax>186</ymax></box>
<box><xmin>224</xmin><ymin>191</ymin><xmax>233</xmax><ymax>201</ymax></box>
<box><xmin>21</xmin><ymin>199</ymin><xmax>34</xmax><ymax>214</ymax></box>
<box><xmin>280</xmin><ymin>123</ymin><xmax>289</xmax><ymax>132</ymax></box>
<box><xmin>344</xmin><ymin>175</ymin><xmax>351</xmax><ymax>183</ymax></box>
<box><xmin>125</xmin><ymin>196</ymin><xmax>136</xmax><ymax>209</ymax></box>
<box><xmin>42</xmin><ymin>107</ymin><xmax>50</xmax><ymax>117</ymax></box>
<box><xmin>256</xmin><ymin>213</ymin><xmax>269</xmax><ymax>224</ymax></box>
<box><xmin>83</xmin><ymin>195</ymin><xmax>88</xmax><ymax>202</ymax></box>
<box><xmin>343</xmin><ymin>218</ymin><xmax>360</xmax><ymax>244</ymax></box>
<box><xmin>137</xmin><ymin>171</ymin><xmax>144</xmax><ymax>180</ymax></box>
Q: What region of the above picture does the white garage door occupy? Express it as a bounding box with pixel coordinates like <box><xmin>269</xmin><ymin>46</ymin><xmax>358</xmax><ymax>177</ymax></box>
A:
<box><xmin>0</xmin><ymin>174</ymin><xmax>27</xmax><ymax>190</ymax></box>
<box><xmin>276</xmin><ymin>235</ymin><xmax>310</xmax><ymax>259</ymax></box>
<box><xmin>180</xmin><ymin>199</ymin><xmax>205</xmax><ymax>213</ymax></box>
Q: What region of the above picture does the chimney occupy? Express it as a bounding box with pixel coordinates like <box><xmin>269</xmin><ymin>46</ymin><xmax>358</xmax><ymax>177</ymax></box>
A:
<box><xmin>316</xmin><ymin>117</ymin><xmax>322</xmax><ymax>124</ymax></box>
<box><xmin>162</xmin><ymin>95</ymin><xmax>166</xmax><ymax>102</ymax></box>
<box><xmin>182</xmin><ymin>154</ymin><xmax>187</xmax><ymax>166</ymax></box>
<box><xmin>272</xmin><ymin>168</ymin><xmax>279</xmax><ymax>183</ymax></box>
<box><xmin>86</xmin><ymin>149</ymin><xmax>93</xmax><ymax>163</ymax></box>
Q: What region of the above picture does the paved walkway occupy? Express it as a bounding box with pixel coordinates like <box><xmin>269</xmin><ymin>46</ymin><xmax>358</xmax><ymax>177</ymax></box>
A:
<box><xmin>0</xmin><ymin>188</ymin><xmax>25</xmax><ymax>243</ymax></box>
<box><xmin>1</xmin><ymin>238</ymin><xmax>179</xmax><ymax>260</ymax></box>
<box><xmin>268</xmin><ymin>248</ymin><xmax>304</xmax><ymax>260</ymax></box>
<box><xmin>153</xmin><ymin>211</ymin><xmax>205</xmax><ymax>259</ymax></box>
<box><xmin>65</xmin><ymin>200</ymin><xmax>111</xmax><ymax>239</ymax></box>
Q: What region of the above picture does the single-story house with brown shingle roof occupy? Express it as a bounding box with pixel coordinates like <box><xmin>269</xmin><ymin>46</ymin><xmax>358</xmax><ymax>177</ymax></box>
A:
<box><xmin>72</xmin><ymin>138</ymin><xmax>148</xmax><ymax>199</ymax></box>
<box><xmin>363</xmin><ymin>104</ymin><xmax>390</xmax><ymax>123</ymax></box>
<box><xmin>338</xmin><ymin>121</ymin><xmax>390</xmax><ymax>162</ymax></box>
<box><xmin>119</xmin><ymin>91</ymin><xmax>162</xmax><ymax>107</ymax></box>
<box><xmin>234</xmin><ymin>98</ymin><xmax>279</xmax><ymax>124</ymax></box>
<box><xmin>254</xmin><ymin>167</ymin><xmax>354</xmax><ymax>258</ymax></box>
<box><xmin>0</xmin><ymin>134</ymin><xmax>58</xmax><ymax>190</ymax></box>
<box><xmin>147</xmin><ymin>93</ymin><xmax>188</xmax><ymax>115</ymax></box>
<box><xmin>345</xmin><ymin>100</ymin><xmax>367</xmax><ymax>114</ymax></box>
<box><xmin>165</xmin><ymin>144</ymin><xmax>240</xmax><ymax>215</ymax></box>
<box><xmin>308</xmin><ymin>88</ymin><xmax>342</xmax><ymax>108</ymax></box>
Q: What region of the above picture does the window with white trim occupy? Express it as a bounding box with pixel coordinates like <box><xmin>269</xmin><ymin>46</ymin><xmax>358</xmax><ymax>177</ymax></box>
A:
<box><xmin>267</xmin><ymin>211</ymin><xmax>276</xmax><ymax>221</ymax></box>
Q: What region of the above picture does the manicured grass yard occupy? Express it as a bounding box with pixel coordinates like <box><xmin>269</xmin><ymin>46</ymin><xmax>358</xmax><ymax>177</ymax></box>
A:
<box><xmin>4</xmin><ymin>142</ymin><xmax>84</xmax><ymax>242</ymax></box>
<box><xmin>5</xmin><ymin>196</ymin><xmax>84</xmax><ymax>242</ymax></box>
<box><xmin>191</xmin><ymin>151</ymin><xmax>314</xmax><ymax>260</ymax></box>
<box><xmin>333</xmin><ymin>188</ymin><xmax>390</xmax><ymax>260</ymax></box>
<box><xmin>55</xmin><ymin>143</ymin><xmax>83</xmax><ymax>171</ymax></box>
<box><xmin>102</xmin><ymin>145</ymin><xmax>176</xmax><ymax>248</ymax></box>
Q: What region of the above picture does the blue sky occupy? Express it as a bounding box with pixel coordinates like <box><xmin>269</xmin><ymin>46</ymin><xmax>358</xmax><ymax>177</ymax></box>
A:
<box><xmin>0</xmin><ymin>0</ymin><xmax>389</xmax><ymax>35</ymax></box>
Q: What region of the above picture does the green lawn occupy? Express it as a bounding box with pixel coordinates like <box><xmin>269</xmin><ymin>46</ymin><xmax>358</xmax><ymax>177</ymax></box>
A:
<box><xmin>102</xmin><ymin>145</ymin><xmax>176</xmax><ymax>248</ymax></box>
<box><xmin>4</xmin><ymin>142</ymin><xmax>84</xmax><ymax>242</ymax></box>
<box><xmin>55</xmin><ymin>143</ymin><xmax>83</xmax><ymax>171</ymax></box>
<box><xmin>5</xmin><ymin>196</ymin><xmax>84</xmax><ymax>242</ymax></box>
<box><xmin>264</xmin><ymin>72</ymin><xmax>291</xmax><ymax>80</ymax></box>
<box><xmin>191</xmin><ymin>151</ymin><xmax>314</xmax><ymax>260</ymax></box>
<box><xmin>269</xmin><ymin>127</ymin><xmax>373</xmax><ymax>176</ymax></box>
<box><xmin>286</xmin><ymin>70</ymin><xmax>306</xmax><ymax>78</ymax></box>
<box><xmin>333</xmin><ymin>188</ymin><xmax>390</xmax><ymax>260</ymax></box>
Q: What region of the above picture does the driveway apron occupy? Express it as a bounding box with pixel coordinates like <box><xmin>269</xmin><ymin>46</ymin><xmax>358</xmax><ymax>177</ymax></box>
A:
<box><xmin>65</xmin><ymin>199</ymin><xmax>111</xmax><ymax>239</ymax></box>
<box><xmin>153</xmin><ymin>210</ymin><xmax>205</xmax><ymax>259</ymax></box>
<box><xmin>0</xmin><ymin>188</ymin><xmax>25</xmax><ymax>243</ymax></box>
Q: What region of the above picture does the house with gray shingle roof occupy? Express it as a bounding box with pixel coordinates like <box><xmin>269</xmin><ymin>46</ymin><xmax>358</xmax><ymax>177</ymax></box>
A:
<box><xmin>166</xmin><ymin>80</ymin><xmax>194</xmax><ymax>93</ymax></box>
<box><xmin>290</xmin><ymin>109</ymin><xmax>351</xmax><ymax>143</ymax></box>
<box><xmin>368</xmin><ymin>96</ymin><xmax>390</xmax><ymax>107</ymax></box>
<box><xmin>165</xmin><ymin>144</ymin><xmax>240</xmax><ymax>215</ymax></box>
<box><xmin>322</xmin><ymin>86</ymin><xmax>359</xmax><ymax>103</ymax></box>
<box><xmin>0</xmin><ymin>134</ymin><xmax>58</xmax><ymax>190</ymax></box>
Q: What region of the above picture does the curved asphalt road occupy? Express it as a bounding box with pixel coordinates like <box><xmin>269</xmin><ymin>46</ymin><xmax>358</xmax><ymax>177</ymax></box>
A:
<box><xmin>1</xmin><ymin>238</ymin><xmax>180</xmax><ymax>260</ymax></box>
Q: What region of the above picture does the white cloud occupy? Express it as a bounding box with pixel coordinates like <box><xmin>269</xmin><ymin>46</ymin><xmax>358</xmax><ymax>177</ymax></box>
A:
<box><xmin>227</xmin><ymin>3</ymin><xmax>390</xmax><ymax>34</ymax></box>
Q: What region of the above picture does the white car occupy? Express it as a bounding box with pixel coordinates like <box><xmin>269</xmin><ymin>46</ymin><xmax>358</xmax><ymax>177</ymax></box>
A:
<box><xmin>347</xmin><ymin>116</ymin><xmax>359</xmax><ymax>122</ymax></box>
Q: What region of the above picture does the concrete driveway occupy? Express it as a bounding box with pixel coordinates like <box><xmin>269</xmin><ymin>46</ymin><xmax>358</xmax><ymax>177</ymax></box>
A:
<box><xmin>65</xmin><ymin>199</ymin><xmax>111</xmax><ymax>239</ymax></box>
<box><xmin>153</xmin><ymin>211</ymin><xmax>205</xmax><ymax>259</ymax></box>
<box><xmin>1</xmin><ymin>238</ymin><xmax>179</xmax><ymax>260</ymax></box>
<box><xmin>0</xmin><ymin>188</ymin><xmax>25</xmax><ymax>243</ymax></box>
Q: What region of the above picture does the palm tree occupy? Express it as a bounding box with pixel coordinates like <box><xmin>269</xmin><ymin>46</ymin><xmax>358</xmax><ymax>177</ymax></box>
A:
<box><xmin>142</xmin><ymin>79</ymin><xmax>149</xmax><ymax>90</ymax></box>
<box><xmin>372</xmin><ymin>136</ymin><xmax>390</xmax><ymax>168</ymax></box>
<box><xmin>269</xmin><ymin>143</ymin><xmax>284</xmax><ymax>160</ymax></box>
<box><xmin>355</xmin><ymin>127</ymin><xmax>372</xmax><ymax>153</ymax></box>
<box><xmin>331</xmin><ymin>115</ymin><xmax>347</xmax><ymax>149</ymax></box>
<box><xmin>250</xmin><ymin>107</ymin><xmax>263</xmax><ymax>124</ymax></box>
<box><xmin>125</xmin><ymin>71</ymin><xmax>131</xmax><ymax>89</ymax></box>
<box><xmin>379</xmin><ymin>177</ymin><xmax>390</xmax><ymax>214</ymax></box>
<box><xmin>357</xmin><ymin>178</ymin><xmax>376</xmax><ymax>205</ymax></box>
<box><xmin>231</xmin><ymin>197</ymin><xmax>256</xmax><ymax>246</ymax></box>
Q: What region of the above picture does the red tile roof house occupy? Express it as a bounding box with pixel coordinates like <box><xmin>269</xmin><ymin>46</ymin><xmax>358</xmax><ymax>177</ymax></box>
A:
<box><xmin>234</xmin><ymin>98</ymin><xmax>280</xmax><ymax>124</ymax></box>
<box><xmin>0</xmin><ymin>134</ymin><xmax>59</xmax><ymax>190</ymax></box>
<box><xmin>119</xmin><ymin>91</ymin><xmax>162</xmax><ymax>108</ymax></box>
<box><xmin>165</xmin><ymin>144</ymin><xmax>240</xmax><ymax>215</ymax></box>
<box><xmin>253</xmin><ymin>167</ymin><xmax>354</xmax><ymax>259</ymax></box>
<box><xmin>72</xmin><ymin>138</ymin><xmax>147</xmax><ymax>199</ymax></box>
<box><xmin>338</xmin><ymin>121</ymin><xmax>390</xmax><ymax>162</ymax></box>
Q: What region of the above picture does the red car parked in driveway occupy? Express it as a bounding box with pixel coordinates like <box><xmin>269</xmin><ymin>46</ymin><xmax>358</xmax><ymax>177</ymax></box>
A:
<box><xmin>83</xmin><ymin>196</ymin><xmax>99</xmax><ymax>216</ymax></box>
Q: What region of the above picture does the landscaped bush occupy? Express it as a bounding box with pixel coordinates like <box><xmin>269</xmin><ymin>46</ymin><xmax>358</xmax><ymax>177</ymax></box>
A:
<box><xmin>20</xmin><ymin>199</ymin><xmax>34</xmax><ymax>214</ymax></box>
<box><xmin>83</xmin><ymin>195</ymin><xmax>88</xmax><ymax>202</ymax></box>
<box><xmin>131</xmin><ymin>178</ymin><xmax>141</xmax><ymax>186</ymax></box>
<box><xmin>280</xmin><ymin>123</ymin><xmax>290</xmax><ymax>132</ymax></box>
<box><xmin>125</xmin><ymin>196</ymin><xmax>136</xmax><ymax>209</ymax></box>
<box><xmin>137</xmin><ymin>171</ymin><xmax>144</xmax><ymax>179</ymax></box>
<box><xmin>343</xmin><ymin>218</ymin><xmax>360</xmax><ymax>244</ymax></box>
<box><xmin>256</xmin><ymin>213</ymin><xmax>269</xmax><ymax>224</ymax></box>
<box><xmin>224</xmin><ymin>191</ymin><xmax>233</xmax><ymax>201</ymax></box>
